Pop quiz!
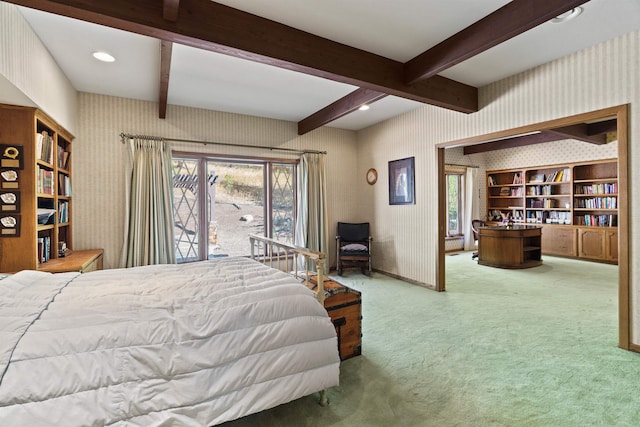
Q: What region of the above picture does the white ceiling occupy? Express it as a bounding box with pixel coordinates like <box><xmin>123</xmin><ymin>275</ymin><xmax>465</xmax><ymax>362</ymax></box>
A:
<box><xmin>15</xmin><ymin>0</ymin><xmax>640</xmax><ymax>131</ymax></box>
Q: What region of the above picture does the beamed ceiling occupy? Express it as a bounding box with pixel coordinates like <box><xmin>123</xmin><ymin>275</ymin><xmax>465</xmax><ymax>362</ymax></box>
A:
<box><xmin>5</xmin><ymin>0</ymin><xmax>640</xmax><ymax>139</ymax></box>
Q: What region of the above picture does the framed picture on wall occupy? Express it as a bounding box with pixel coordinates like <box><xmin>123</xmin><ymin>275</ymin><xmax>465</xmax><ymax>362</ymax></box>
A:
<box><xmin>388</xmin><ymin>157</ymin><xmax>415</xmax><ymax>205</ymax></box>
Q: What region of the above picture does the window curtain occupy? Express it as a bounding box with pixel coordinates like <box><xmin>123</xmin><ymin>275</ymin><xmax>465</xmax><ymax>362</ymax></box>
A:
<box><xmin>294</xmin><ymin>153</ymin><xmax>328</xmax><ymax>273</ymax></box>
<box><xmin>120</xmin><ymin>137</ymin><xmax>176</xmax><ymax>267</ymax></box>
<box><xmin>463</xmin><ymin>167</ymin><xmax>480</xmax><ymax>250</ymax></box>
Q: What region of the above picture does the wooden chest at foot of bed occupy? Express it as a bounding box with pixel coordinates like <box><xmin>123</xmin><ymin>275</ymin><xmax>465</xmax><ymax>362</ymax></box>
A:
<box><xmin>308</xmin><ymin>276</ymin><xmax>362</xmax><ymax>360</ymax></box>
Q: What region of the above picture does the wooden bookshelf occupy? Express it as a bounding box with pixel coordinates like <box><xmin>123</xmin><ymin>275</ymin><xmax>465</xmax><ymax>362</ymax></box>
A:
<box><xmin>0</xmin><ymin>104</ymin><xmax>76</xmax><ymax>272</ymax></box>
<box><xmin>486</xmin><ymin>159</ymin><xmax>618</xmax><ymax>264</ymax></box>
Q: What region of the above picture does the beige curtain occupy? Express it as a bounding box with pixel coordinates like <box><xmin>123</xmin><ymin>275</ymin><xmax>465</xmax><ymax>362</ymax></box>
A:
<box><xmin>120</xmin><ymin>137</ymin><xmax>176</xmax><ymax>267</ymax></box>
<box><xmin>463</xmin><ymin>167</ymin><xmax>480</xmax><ymax>250</ymax></box>
<box><xmin>295</xmin><ymin>153</ymin><xmax>328</xmax><ymax>273</ymax></box>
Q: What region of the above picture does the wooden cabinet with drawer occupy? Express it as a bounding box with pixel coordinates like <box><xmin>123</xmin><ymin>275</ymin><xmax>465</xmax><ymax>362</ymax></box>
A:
<box><xmin>541</xmin><ymin>225</ymin><xmax>576</xmax><ymax>257</ymax></box>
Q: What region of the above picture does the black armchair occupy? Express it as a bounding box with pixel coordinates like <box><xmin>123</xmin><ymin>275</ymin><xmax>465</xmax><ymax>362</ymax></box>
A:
<box><xmin>336</xmin><ymin>222</ymin><xmax>372</xmax><ymax>276</ymax></box>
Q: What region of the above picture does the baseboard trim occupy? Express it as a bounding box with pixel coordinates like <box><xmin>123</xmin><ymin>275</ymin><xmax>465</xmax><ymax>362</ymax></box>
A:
<box><xmin>329</xmin><ymin>265</ymin><xmax>436</xmax><ymax>291</ymax></box>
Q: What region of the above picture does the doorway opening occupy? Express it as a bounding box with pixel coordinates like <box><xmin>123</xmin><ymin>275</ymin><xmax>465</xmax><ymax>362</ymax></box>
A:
<box><xmin>436</xmin><ymin>105</ymin><xmax>629</xmax><ymax>350</ymax></box>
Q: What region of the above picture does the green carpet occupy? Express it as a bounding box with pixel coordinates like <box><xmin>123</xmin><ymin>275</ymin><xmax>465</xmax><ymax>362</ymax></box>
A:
<box><xmin>222</xmin><ymin>254</ymin><xmax>640</xmax><ymax>426</ymax></box>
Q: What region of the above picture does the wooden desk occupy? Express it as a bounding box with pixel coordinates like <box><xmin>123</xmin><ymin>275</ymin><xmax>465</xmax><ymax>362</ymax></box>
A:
<box><xmin>478</xmin><ymin>226</ymin><xmax>542</xmax><ymax>269</ymax></box>
<box><xmin>39</xmin><ymin>249</ymin><xmax>104</xmax><ymax>273</ymax></box>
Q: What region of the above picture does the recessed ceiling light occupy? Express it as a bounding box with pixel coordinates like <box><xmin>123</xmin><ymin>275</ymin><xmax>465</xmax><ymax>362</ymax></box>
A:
<box><xmin>551</xmin><ymin>7</ymin><xmax>582</xmax><ymax>23</ymax></box>
<box><xmin>358</xmin><ymin>105</ymin><xmax>370</xmax><ymax>111</ymax></box>
<box><xmin>92</xmin><ymin>51</ymin><xmax>116</xmax><ymax>63</ymax></box>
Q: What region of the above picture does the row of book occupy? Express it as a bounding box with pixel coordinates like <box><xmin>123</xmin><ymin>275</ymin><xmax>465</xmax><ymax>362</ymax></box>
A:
<box><xmin>529</xmin><ymin>198</ymin><xmax>558</xmax><ymax>208</ymax></box>
<box><xmin>35</xmin><ymin>131</ymin><xmax>71</xmax><ymax>168</ymax></box>
<box><xmin>59</xmin><ymin>175</ymin><xmax>72</xmax><ymax>196</ymax></box>
<box><xmin>36</xmin><ymin>166</ymin><xmax>55</xmax><ymax>195</ymax></box>
<box><xmin>526</xmin><ymin>211</ymin><xmax>571</xmax><ymax>224</ymax></box>
<box><xmin>36</xmin><ymin>167</ymin><xmax>72</xmax><ymax>196</ymax></box>
<box><xmin>36</xmin><ymin>131</ymin><xmax>55</xmax><ymax>164</ymax></box>
<box><xmin>526</xmin><ymin>185</ymin><xmax>556</xmax><ymax>196</ymax></box>
<box><xmin>498</xmin><ymin>187</ymin><xmax>523</xmax><ymax>196</ymax></box>
<box><xmin>574</xmin><ymin>196</ymin><xmax>617</xmax><ymax>209</ymax></box>
<box><xmin>527</xmin><ymin>168</ymin><xmax>571</xmax><ymax>183</ymax></box>
<box><xmin>57</xmin><ymin>145</ymin><xmax>71</xmax><ymax>170</ymax></box>
<box><xmin>59</xmin><ymin>201</ymin><xmax>69</xmax><ymax>223</ymax></box>
<box><xmin>37</xmin><ymin>236</ymin><xmax>51</xmax><ymax>264</ymax></box>
<box><xmin>575</xmin><ymin>214</ymin><xmax>617</xmax><ymax>227</ymax></box>
<box><xmin>575</xmin><ymin>183</ymin><xmax>617</xmax><ymax>195</ymax></box>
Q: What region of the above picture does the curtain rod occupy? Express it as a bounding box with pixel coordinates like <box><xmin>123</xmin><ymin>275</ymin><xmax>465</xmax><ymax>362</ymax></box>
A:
<box><xmin>119</xmin><ymin>133</ymin><xmax>326</xmax><ymax>155</ymax></box>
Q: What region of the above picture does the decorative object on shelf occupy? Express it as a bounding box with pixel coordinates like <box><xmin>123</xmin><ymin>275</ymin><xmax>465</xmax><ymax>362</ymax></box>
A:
<box><xmin>366</xmin><ymin>168</ymin><xmax>378</xmax><ymax>185</ymax></box>
<box><xmin>388</xmin><ymin>157</ymin><xmax>415</xmax><ymax>205</ymax></box>
<box><xmin>0</xmin><ymin>144</ymin><xmax>23</xmax><ymax>169</ymax></box>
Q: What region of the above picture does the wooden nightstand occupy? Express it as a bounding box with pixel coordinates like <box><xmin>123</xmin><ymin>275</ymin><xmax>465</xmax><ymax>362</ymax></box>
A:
<box><xmin>39</xmin><ymin>249</ymin><xmax>104</xmax><ymax>273</ymax></box>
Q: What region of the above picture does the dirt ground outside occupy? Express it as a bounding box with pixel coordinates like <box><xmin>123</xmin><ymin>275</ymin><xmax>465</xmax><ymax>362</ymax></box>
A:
<box><xmin>175</xmin><ymin>201</ymin><xmax>265</xmax><ymax>261</ymax></box>
<box><xmin>173</xmin><ymin>161</ymin><xmax>294</xmax><ymax>262</ymax></box>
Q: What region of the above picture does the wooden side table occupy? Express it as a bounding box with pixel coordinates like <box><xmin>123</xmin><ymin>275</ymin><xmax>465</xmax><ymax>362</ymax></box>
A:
<box><xmin>39</xmin><ymin>249</ymin><xmax>104</xmax><ymax>273</ymax></box>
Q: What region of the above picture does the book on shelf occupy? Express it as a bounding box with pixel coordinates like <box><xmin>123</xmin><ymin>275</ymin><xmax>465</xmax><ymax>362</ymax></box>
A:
<box><xmin>512</xmin><ymin>173</ymin><xmax>523</xmax><ymax>184</ymax></box>
<box><xmin>37</xmin><ymin>236</ymin><xmax>51</xmax><ymax>264</ymax></box>
<box><xmin>36</xmin><ymin>166</ymin><xmax>55</xmax><ymax>195</ymax></box>
<box><xmin>577</xmin><ymin>214</ymin><xmax>617</xmax><ymax>227</ymax></box>
<box><xmin>58</xmin><ymin>201</ymin><xmax>69</xmax><ymax>223</ymax></box>
<box><xmin>58</xmin><ymin>175</ymin><xmax>72</xmax><ymax>196</ymax></box>
<box><xmin>35</xmin><ymin>131</ymin><xmax>54</xmax><ymax>164</ymax></box>
<box><xmin>57</xmin><ymin>145</ymin><xmax>71</xmax><ymax>170</ymax></box>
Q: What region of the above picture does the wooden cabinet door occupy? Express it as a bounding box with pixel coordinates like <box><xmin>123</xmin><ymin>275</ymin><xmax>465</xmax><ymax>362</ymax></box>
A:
<box><xmin>605</xmin><ymin>229</ymin><xmax>618</xmax><ymax>262</ymax></box>
<box><xmin>541</xmin><ymin>225</ymin><xmax>576</xmax><ymax>256</ymax></box>
<box><xmin>577</xmin><ymin>228</ymin><xmax>606</xmax><ymax>260</ymax></box>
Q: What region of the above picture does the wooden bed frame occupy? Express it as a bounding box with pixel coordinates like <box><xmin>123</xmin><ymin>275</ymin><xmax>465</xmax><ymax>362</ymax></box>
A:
<box><xmin>248</xmin><ymin>234</ymin><xmax>331</xmax><ymax>406</ymax></box>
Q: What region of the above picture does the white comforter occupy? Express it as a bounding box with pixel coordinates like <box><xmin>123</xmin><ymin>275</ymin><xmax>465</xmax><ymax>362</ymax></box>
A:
<box><xmin>0</xmin><ymin>257</ymin><xmax>340</xmax><ymax>426</ymax></box>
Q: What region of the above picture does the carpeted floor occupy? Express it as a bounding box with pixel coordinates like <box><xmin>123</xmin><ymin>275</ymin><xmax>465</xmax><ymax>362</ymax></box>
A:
<box><xmin>221</xmin><ymin>253</ymin><xmax>640</xmax><ymax>426</ymax></box>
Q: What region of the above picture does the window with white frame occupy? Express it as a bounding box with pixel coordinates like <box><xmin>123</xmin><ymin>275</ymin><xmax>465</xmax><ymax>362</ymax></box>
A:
<box><xmin>446</xmin><ymin>170</ymin><xmax>464</xmax><ymax>237</ymax></box>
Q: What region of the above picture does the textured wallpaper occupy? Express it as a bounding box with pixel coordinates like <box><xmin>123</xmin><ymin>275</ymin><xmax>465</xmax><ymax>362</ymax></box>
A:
<box><xmin>358</xmin><ymin>30</ymin><xmax>639</xmax><ymax>341</ymax></box>
<box><xmin>74</xmin><ymin>95</ymin><xmax>358</xmax><ymax>269</ymax></box>
<box><xmin>0</xmin><ymin>3</ymin><xmax>77</xmax><ymax>132</ymax></box>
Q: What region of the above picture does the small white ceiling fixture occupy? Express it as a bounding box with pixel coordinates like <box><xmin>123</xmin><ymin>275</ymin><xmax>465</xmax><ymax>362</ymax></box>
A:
<box><xmin>551</xmin><ymin>7</ymin><xmax>582</xmax><ymax>23</ymax></box>
<box><xmin>92</xmin><ymin>51</ymin><xmax>115</xmax><ymax>62</ymax></box>
<box><xmin>358</xmin><ymin>104</ymin><xmax>370</xmax><ymax>111</ymax></box>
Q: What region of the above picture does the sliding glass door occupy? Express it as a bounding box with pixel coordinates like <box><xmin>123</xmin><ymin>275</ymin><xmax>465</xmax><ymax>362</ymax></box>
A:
<box><xmin>172</xmin><ymin>155</ymin><xmax>296</xmax><ymax>263</ymax></box>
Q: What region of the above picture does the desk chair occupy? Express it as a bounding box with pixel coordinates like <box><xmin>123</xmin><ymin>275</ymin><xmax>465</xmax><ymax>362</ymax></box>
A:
<box><xmin>471</xmin><ymin>219</ymin><xmax>485</xmax><ymax>260</ymax></box>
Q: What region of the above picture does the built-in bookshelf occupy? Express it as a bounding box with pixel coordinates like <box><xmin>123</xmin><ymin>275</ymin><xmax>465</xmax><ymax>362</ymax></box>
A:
<box><xmin>486</xmin><ymin>159</ymin><xmax>618</xmax><ymax>263</ymax></box>
<box><xmin>0</xmin><ymin>104</ymin><xmax>74</xmax><ymax>272</ymax></box>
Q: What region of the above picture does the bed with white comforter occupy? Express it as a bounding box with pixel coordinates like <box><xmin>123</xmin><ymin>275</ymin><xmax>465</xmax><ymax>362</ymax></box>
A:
<box><xmin>0</xmin><ymin>257</ymin><xmax>340</xmax><ymax>426</ymax></box>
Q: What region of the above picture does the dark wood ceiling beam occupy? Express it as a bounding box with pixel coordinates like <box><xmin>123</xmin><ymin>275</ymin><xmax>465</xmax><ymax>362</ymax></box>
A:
<box><xmin>545</xmin><ymin>123</ymin><xmax>608</xmax><ymax>144</ymax></box>
<box><xmin>298</xmin><ymin>88</ymin><xmax>388</xmax><ymax>135</ymax></box>
<box><xmin>159</xmin><ymin>40</ymin><xmax>173</xmax><ymax>119</ymax></box>
<box><xmin>404</xmin><ymin>0</ymin><xmax>590</xmax><ymax>84</ymax></box>
<box><xmin>463</xmin><ymin>132</ymin><xmax>560</xmax><ymax>155</ymax></box>
<box><xmin>163</xmin><ymin>0</ymin><xmax>180</xmax><ymax>22</ymax></box>
<box><xmin>6</xmin><ymin>0</ymin><xmax>478</xmax><ymax>114</ymax></box>
<box><xmin>303</xmin><ymin>0</ymin><xmax>589</xmax><ymax>134</ymax></box>
<box><xmin>463</xmin><ymin>118</ymin><xmax>617</xmax><ymax>154</ymax></box>
<box><xmin>587</xmin><ymin>119</ymin><xmax>617</xmax><ymax>135</ymax></box>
